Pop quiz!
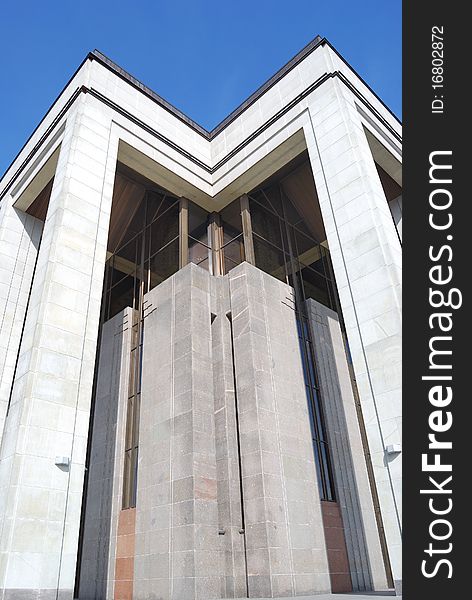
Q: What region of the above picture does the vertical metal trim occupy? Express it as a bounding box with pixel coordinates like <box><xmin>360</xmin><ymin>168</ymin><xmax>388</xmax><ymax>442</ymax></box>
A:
<box><xmin>240</xmin><ymin>194</ymin><xmax>255</xmax><ymax>265</ymax></box>
<box><xmin>208</xmin><ymin>212</ymin><xmax>223</xmax><ymax>276</ymax></box>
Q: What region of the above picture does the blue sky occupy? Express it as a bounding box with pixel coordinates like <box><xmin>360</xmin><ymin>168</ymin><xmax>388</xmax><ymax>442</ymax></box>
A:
<box><xmin>0</xmin><ymin>0</ymin><xmax>401</xmax><ymax>177</ymax></box>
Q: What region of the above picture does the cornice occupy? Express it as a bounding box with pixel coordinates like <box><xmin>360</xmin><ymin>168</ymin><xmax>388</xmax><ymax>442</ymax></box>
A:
<box><xmin>0</xmin><ymin>36</ymin><xmax>402</xmax><ymax>201</ymax></box>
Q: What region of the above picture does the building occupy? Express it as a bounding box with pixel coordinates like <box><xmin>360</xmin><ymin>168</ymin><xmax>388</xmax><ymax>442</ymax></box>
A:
<box><xmin>0</xmin><ymin>36</ymin><xmax>402</xmax><ymax>600</ymax></box>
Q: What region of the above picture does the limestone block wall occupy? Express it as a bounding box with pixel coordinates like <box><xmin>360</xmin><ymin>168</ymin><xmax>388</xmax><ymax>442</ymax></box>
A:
<box><xmin>228</xmin><ymin>263</ymin><xmax>331</xmax><ymax>598</ymax></box>
<box><xmin>307</xmin><ymin>298</ymin><xmax>389</xmax><ymax>591</ymax></box>
<box><xmin>135</xmin><ymin>264</ymin><xmax>222</xmax><ymax>600</ymax></box>
<box><xmin>0</xmin><ymin>38</ymin><xmax>402</xmax><ymax>600</ymax></box>
<box><xmin>0</xmin><ymin>201</ymin><xmax>43</xmax><ymax>441</ymax></box>
<box><xmin>68</xmin><ymin>259</ymin><xmax>393</xmax><ymax>600</ymax></box>
<box><xmin>0</xmin><ymin>95</ymin><xmax>118</xmax><ymax>599</ymax></box>
<box><xmin>304</xmin><ymin>76</ymin><xmax>402</xmax><ymax>588</ymax></box>
<box><xmin>132</xmin><ymin>262</ymin><xmax>353</xmax><ymax>599</ymax></box>
<box><xmin>78</xmin><ymin>307</ymin><xmax>132</xmax><ymax>599</ymax></box>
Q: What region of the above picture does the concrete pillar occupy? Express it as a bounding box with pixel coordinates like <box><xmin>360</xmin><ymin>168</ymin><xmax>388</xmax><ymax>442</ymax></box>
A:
<box><xmin>304</xmin><ymin>77</ymin><xmax>402</xmax><ymax>590</ymax></box>
<box><xmin>210</xmin><ymin>276</ymin><xmax>247</xmax><ymax>598</ymax></box>
<box><xmin>0</xmin><ymin>95</ymin><xmax>118</xmax><ymax>599</ymax></box>
<box><xmin>0</xmin><ymin>197</ymin><xmax>43</xmax><ymax>441</ymax></box>
<box><xmin>228</xmin><ymin>262</ymin><xmax>330</xmax><ymax>597</ymax></box>
<box><xmin>134</xmin><ymin>263</ymin><xmax>223</xmax><ymax>600</ymax></box>
<box><xmin>77</xmin><ymin>307</ymin><xmax>133</xmax><ymax>599</ymax></box>
<box><xmin>307</xmin><ymin>298</ymin><xmax>389</xmax><ymax>591</ymax></box>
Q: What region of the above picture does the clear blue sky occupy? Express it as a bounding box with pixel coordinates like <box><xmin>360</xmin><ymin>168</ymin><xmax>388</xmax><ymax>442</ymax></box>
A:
<box><xmin>0</xmin><ymin>0</ymin><xmax>401</xmax><ymax>177</ymax></box>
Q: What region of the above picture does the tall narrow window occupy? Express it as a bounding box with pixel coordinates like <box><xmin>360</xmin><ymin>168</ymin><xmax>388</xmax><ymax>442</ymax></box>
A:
<box><xmin>220</xmin><ymin>199</ymin><xmax>245</xmax><ymax>274</ymax></box>
<box><xmin>188</xmin><ymin>201</ymin><xmax>211</xmax><ymax>270</ymax></box>
<box><xmin>297</xmin><ymin>315</ymin><xmax>335</xmax><ymax>501</ymax></box>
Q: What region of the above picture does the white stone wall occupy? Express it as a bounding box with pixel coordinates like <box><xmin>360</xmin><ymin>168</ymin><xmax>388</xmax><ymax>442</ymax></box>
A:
<box><xmin>0</xmin><ymin>198</ymin><xmax>43</xmax><ymax>441</ymax></box>
<box><xmin>0</xmin><ymin>95</ymin><xmax>118</xmax><ymax>598</ymax></box>
<box><xmin>0</xmin><ymin>38</ymin><xmax>402</xmax><ymax>596</ymax></box>
<box><xmin>307</xmin><ymin>298</ymin><xmax>389</xmax><ymax>591</ymax></box>
<box><xmin>77</xmin><ymin>307</ymin><xmax>132</xmax><ymax>600</ymax></box>
<box><xmin>303</xmin><ymin>77</ymin><xmax>402</xmax><ymax>586</ymax></box>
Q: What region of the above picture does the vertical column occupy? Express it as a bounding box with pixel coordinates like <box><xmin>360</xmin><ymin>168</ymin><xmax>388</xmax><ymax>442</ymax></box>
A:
<box><xmin>306</xmin><ymin>298</ymin><xmax>389</xmax><ymax>591</ymax></box>
<box><xmin>179</xmin><ymin>198</ymin><xmax>189</xmax><ymax>270</ymax></box>
<box><xmin>208</xmin><ymin>213</ymin><xmax>223</xmax><ymax>276</ymax></box>
<box><xmin>77</xmin><ymin>307</ymin><xmax>133</xmax><ymax>600</ymax></box>
<box><xmin>0</xmin><ymin>95</ymin><xmax>118</xmax><ymax>599</ymax></box>
<box><xmin>135</xmin><ymin>263</ymin><xmax>223</xmax><ymax>600</ymax></box>
<box><xmin>0</xmin><ymin>196</ymin><xmax>43</xmax><ymax>441</ymax></box>
<box><xmin>229</xmin><ymin>262</ymin><xmax>330</xmax><ymax>598</ymax></box>
<box><xmin>304</xmin><ymin>77</ymin><xmax>402</xmax><ymax>590</ymax></box>
<box><xmin>240</xmin><ymin>195</ymin><xmax>255</xmax><ymax>265</ymax></box>
<box><xmin>210</xmin><ymin>277</ymin><xmax>247</xmax><ymax>598</ymax></box>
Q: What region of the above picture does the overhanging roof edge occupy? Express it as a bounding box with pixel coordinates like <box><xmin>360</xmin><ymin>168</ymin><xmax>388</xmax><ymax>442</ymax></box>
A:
<box><xmin>89</xmin><ymin>35</ymin><xmax>326</xmax><ymax>140</ymax></box>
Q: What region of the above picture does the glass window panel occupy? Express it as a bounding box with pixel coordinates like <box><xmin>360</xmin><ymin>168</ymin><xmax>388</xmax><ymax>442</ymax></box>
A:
<box><xmin>103</xmin><ymin>286</ymin><xmax>112</xmax><ymax>321</ymax></box>
<box><xmin>312</xmin><ymin>441</ymin><xmax>324</xmax><ymax>495</ymax></box>
<box><xmin>189</xmin><ymin>239</ymin><xmax>210</xmax><ymax>268</ymax></box>
<box><xmin>311</xmin><ymin>388</ymin><xmax>326</xmax><ymax>443</ymax></box>
<box><xmin>188</xmin><ymin>201</ymin><xmax>209</xmax><ymax>245</ymax></box>
<box><xmin>222</xmin><ymin>235</ymin><xmax>244</xmax><ymax>270</ymax></box>
<box><xmin>130</xmin><ymin>446</ymin><xmax>138</xmax><ymax>507</ymax></box>
<box><xmin>300</xmin><ymin>264</ymin><xmax>331</xmax><ymax>307</ymax></box>
<box><xmin>294</xmin><ymin>230</ymin><xmax>324</xmax><ymax>273</ymax></box>
<box><xmin>108</xmin><ymin>274</ymin><xmax>136</xmax><ymax>319</ymax></box>
<box><xmin>148</xmin><ymin>238</ymin><xmax>179</xmax><ymax>291</ymax></box>
<box><xmin>116</xmin><ymin>236</ymin><xmax>140</xmax><ymax>270</ymax></box>
<box><xmin>111</xmin><ymin>238</ymin><xmax>139</xmax><ymax>287</ymax></box>
<box><xmin>253</xmin><ymin>235</ymin><xmax>287</xmax><ymax>282</ymax></box>
<box><xmin>195</xmin><ymin>256</ymin><xmax>210</xmax><ymax>272</ymax></box>
<box><xmin>304</xmin><ymin>340</ymin><xmax>317</xmax><ymax>388</ymax></box>
<box><xmin>320</xmin><ymin>443</ymin><xmax>335</xmax><ymax>501</ymax></box>
<box><xmin>117</xmin><ymin>193</ymin><xmax>146</xmax><ymax>250</ymax></box>
<box><xmin>263</xmin><ymin>188</ymin><xmax>284</xmax><ymax>217</ymax></box>
<box><xmin>296</xmin><ymin>317</ymin><xmax>303</xmax><ymax>340</ymax></box>
<box><xmin>108</xmin><ymin>264</ymin><xmax>127</xmax><ymax>290</ymax></box>
<box><xmin>123</xmin><ymin>450</ymin><xmax>132</xmax><ymax>507</ymax></box>
<box><xmin>293</xmin><ymin>220</ymin><xmax>314</xmax><ymax>238</ymax></box>
<box><xmin>222</xmin><ymin>226</ymin><xmax>240</xmax><ymax>246</ymax></box>
<box><xmin>293</xmin><ymin>228</ymin><xmax>315</xmax><ymax>256</ymax></box>
<box><xmin>137</xmin><ymin>346</ymin><xmax>143</xmax><ymax>393</ymax></box>
<box><xmin>220</xmin><ymin>199</ymin><xmax>243</xmax><ymax>241</ymax></box>
<box><xmin>133</xmin><ymin>393</ymin><xmax>141</xmax><ymax>440</ymax></box>
<box><xmin>149</xmin><ymin>203</ymin><xmax>179</xmax><ymax>257</ymax></box>
<box><xmin>282</xmin><ymin>193</ymin><xmax>304</xmax><ymax>227</ymax></box>
<box><xmin>305</xmin><ymin>386</ymin><xmax>318</xmax><ymax>440</ymax></box>
<box><xmin>146</xmin><ymin>191</ymin><xmax>178</xmax><ymax>225</ymax></box>
<box><xmin>287</xmin><ymin>265</ymin><xmax>305</xmax><ymax>299</ymax></box>
<box><xmin>299</xmin><ymin>339</ymin><xmax>310</xmax><ymax>386</ymax></box>
<box><xmin>302</xmin><ymin>319</ymin><xmax>310</xmax><ymax>339</ymax></box>
<box><xmin>224</xmin><ymin>258</ymin><xmax>238</xmax><ymax>274</ymax></box>
<box><xmin>125</xmin><ymin>397</ymin><xmax>135</xmax><ymax>450</ymax></box>
<box><xmin>249</xmin><ymin>200</ymin><xmax>283</xmax><ymax>249</ymax></box>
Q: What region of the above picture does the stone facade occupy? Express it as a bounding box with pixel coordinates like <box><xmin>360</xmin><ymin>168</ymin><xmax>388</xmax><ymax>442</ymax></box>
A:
<box><xmin>0</xmin><ymin>36</ymin><xmax>401</xmax><ymax>598</ymax></box>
